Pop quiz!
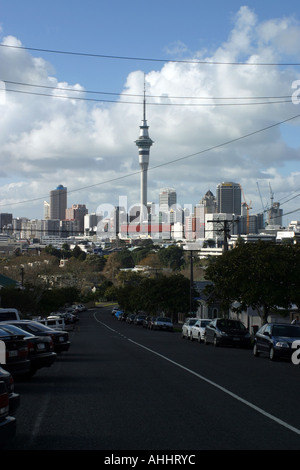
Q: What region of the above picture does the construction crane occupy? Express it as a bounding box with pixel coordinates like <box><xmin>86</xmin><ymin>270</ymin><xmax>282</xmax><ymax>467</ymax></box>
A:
<box><xmin>240</xmin><ymin>184</ymin><xmax>252</xmax><ymax>234</ymax></box>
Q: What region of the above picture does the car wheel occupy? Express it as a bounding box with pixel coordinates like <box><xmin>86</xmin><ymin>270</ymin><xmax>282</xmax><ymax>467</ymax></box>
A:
<box><xmin>253</xmin><ymin>343</ymin><xmax>260</xmax><ymax>357</ymax></box>
<box><xmin>213</xmin><ymin>335</ymin><xmax>219</xmax><ymax>347</ymax></box>
<box><xmin>269</xmin><ymin>346</ymin><xmax>276</xmax><ymax>361</ymax></box>
<box><xmin>204</xmin><ymin>334</ymin><xmax>209</xmax><ymax>345</ymax></box>
<box><xmin>198</xmin><ymin>334</ymin><xmax>202</xmax><ymax>343</ymax></box>
<box><xmin>190</xmin><ymin>334</ymin><xmax>194</xmax><ymax>341</ymax></box>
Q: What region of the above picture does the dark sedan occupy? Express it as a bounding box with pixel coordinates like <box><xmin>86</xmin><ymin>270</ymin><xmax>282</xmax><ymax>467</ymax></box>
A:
<box><xmin>0</xmin><ymin>324</ymin><xmax>57</xmax><ymax>377</ymax></box>
<box><xmin>0</xmin><ymin>326</ymin><xmax>31</xmax><ymax>378</ymax></box>
<box><xmin>0</xmin><ymin>366</ymin><xmax>20</xmax><ymax>416</ymax></box>
<box><xmin>1</xmin><ymin>320</ymin><xmax>70</xmax><ymax>354</ymax></box>
<box><xmin>253</xmin><ymin>323</ymin><xmax>300</xmax><ymax>361</ymax></box>
<box><xmin>0</xmin><ymin>381</ymin><xmax>16</xmax><ymax>444</ymax></box>
<box><xmin>204</xmin><ymin>318</ymin><xmax>251</xmax><ymax>347</ymax></box>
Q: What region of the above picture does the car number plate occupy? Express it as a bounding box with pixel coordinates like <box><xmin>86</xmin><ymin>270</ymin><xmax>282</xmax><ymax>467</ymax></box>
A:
<box><xmin>37</xmin><ymin>343</ymin><xmax>46</xmax><ymax>350</ymax></box>
<box><xmin>233</xmin><ymin>337</ymin><xmax>240</xmax><ymax>341</ymax></box>
<box><xmin>9</xmin><ymin>350</ymin><xmax>18</xmax><ymax>357</ymax></box>
<box><xmin>59</xmin><ymin>336</ymin><xmax>65</xmax><ymax>342</ymax></box>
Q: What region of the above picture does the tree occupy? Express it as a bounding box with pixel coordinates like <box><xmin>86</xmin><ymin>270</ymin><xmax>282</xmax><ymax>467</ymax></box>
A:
<box><xmin>157</xmin><ymin>245</ymin><xmax>185</xmax><ymax>270</ymax></box>
<box><xmin>204</xmin><ymin>241</ymin><xmax>300</xmax><ymax>323</ymax></box>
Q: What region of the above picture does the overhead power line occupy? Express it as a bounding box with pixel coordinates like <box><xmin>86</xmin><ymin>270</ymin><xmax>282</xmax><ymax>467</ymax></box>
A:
<box><xmin>0</xmin><ymin>78</ymin><xmax>291</xmax><ymax>104</ymax></box>
<box><xmin>1</xmin><ymin>43</ymin><xmax>300</xmax><ymax>66</ymax></box>
<box><xmin>2</xmin><ymin>85</ymin><xmax>293</xmax><ymax>107</ymax></box>
<box><xmin>1</xmin><ymin>112</ymin><xmax>300</xmax><ymax>209</ymax></box>
<box><xmin>2</xmin><ymin>79</ymin><xmax>294</xmax><ymax>101</ymax></box>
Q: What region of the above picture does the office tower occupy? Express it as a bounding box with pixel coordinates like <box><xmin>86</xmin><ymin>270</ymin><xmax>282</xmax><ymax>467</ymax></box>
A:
<box><xmin>44</xmin><ymin>201</ymin><xmax>50</xmax><ymax>220</ymax></box>
<box><xmin>200</xmin><ymin>190</ymin><xmax>217</xmax><ymax>214</ymax></box>
<box><xmin>268</xmin><ymin>202</ymin><xmax>283</xmax><ymax>226</ymax></box>
<box><xmin>159</xmin><ymin>188</ymin><xmax>177</xmax><ymax>212</ymax></box>
<box><xmin>216</xmin><ymin>182</ymin><xmax>241</xmax><ymax>215</ymax></box>
<box><xmin>50</xmin><ymin>185</ymin><xmax>67</xmax><ymax>220</ymax></box>
<box><xmin>135</xmin><ymin>82</ymin><xmax>153</xmax><ymax>221</ymax></box>
<box><xmin>65</xmin><ymin>204</ymin><xmax>88</xmax><ymax>233</ymax></box>
<box><xmin>0</xmin><ymin>213</ymin><xmax>13</xmax><ymax>231</ymax></box>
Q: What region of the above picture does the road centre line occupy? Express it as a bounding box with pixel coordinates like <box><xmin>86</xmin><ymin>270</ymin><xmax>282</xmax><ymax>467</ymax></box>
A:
<box><xmin>95</xmin><ymin>315</ymin><xmax>300</xmax><ymax>438</ymax></box>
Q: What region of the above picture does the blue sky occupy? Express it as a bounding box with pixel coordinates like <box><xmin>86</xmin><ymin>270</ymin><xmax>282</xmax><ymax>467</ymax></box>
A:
<box><xmin>0</xmin><ymin>0</ymin><xmax>300</xmax><ymax>226</ymax></box>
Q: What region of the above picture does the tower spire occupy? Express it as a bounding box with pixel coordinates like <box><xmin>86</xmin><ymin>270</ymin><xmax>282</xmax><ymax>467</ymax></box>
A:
<box><xmin>135</xmin><ymin>77</ymin><xmax>154</xmax><ymax>223</ymax></box>
<box><xmin>143</xmin><ymin>74</ymin><xmax>146</xmax><ymax>121</ymax></box>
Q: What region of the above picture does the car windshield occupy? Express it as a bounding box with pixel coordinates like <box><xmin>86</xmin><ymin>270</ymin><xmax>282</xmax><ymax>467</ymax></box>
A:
<box><xmin>217</xmin><ymin>319</ymin><xmax>246</xmax><ymax>330</ymax></box>
<box><xmin>158</xmin><ymin>317</ymin><xmax>171</xmax><ymax>322</ymax></box>
<box><xmin>16</xmin><ymin>321</ymin><xmax>55</xmax><ymax>333</ymax></box>
<box><xmin>200</xmin><ymin>320</ymin><xmax>211</xmax><ymax>326</ymax></box>
<box><xmin>272</xmin><ymin>325</ymin><xmax>300</xmax><ymax>338</ymax></box>
<box><xmin>0</xmin><ymin>324</ymin><xmax>33</xmax><ymax>337</ymax></box>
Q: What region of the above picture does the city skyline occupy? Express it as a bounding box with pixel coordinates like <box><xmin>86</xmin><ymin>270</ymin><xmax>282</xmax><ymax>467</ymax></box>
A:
<box><xmin>0</xmin><ymin>2</ymin><xmax>300</xmax><ymax>227</ymax></box>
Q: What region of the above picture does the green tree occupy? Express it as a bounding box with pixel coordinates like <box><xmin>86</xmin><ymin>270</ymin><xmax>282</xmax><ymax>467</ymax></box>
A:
<box><xmin>204</xmin><ymin>241</ymin><xmax>300</xmax><ymax>322</ymax></box>
<box><xmin>157</xmin><ymin>245</ymin><xmax>185</xmax><ymax>270</ymax></box>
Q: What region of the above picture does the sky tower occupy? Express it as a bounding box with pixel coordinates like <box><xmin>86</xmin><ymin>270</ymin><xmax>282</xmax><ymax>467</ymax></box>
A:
<box><xmin>135</xmin><ymin>80</ymin><xmax>153</xmax><ymax>222</ymax></box>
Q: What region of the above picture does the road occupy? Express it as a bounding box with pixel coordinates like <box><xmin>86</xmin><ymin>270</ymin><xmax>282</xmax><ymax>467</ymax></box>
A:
<box><xmin>2</xmin><ymin>306</ymin><xmax>300</xmax><ymax>451</ymax></box>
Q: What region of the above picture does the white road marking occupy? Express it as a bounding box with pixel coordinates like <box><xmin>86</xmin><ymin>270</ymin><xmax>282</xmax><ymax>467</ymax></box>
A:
<box><xmin>96</xmin><ymin>315</ymin><xmax>300</xmax><ymax>437</ymax></box>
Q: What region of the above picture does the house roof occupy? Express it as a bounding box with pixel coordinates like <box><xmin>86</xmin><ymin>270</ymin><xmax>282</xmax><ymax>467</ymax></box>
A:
<box><xmin>0</xmin><ymin>273</ymin><xmax>19</xmax><ymax>288</ymax></box>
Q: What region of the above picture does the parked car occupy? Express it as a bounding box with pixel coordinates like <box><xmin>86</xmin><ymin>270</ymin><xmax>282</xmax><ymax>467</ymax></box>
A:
<box><xmin>181</xmin><ymin>318</ymin><xmax>198</xmax><ymax>339</ymax></box>
<box><xmin>0</xmin><ymin>380</ymin><xmax>16</xmax><ymax>444</ymax></box>
<box><xmin>191</xmin><ymin>319</ymin><xmax>212</xmax><ymax>342</ymax></box>
<box><xmin>0</xmin><ymin>325</ymin><xmax>31</xmax><ymax>377</ymax></box>
<box><xmin>147</xmin><ymin>317</ymin><xmax>157</xmax><ymax>329</ymax></box>
<box><xmin>0</xmin><ymin>309</ymin><xmax>21</xmax><ymax>321</ymax></box>
<box><xmin>142</xmin><ymin>316</ymin><xmax>151</xmax><ymax>328</ymax></box>
<box><xmin>72</xmin><ymin>304</ymin><xmax>86</xmax><ymax>312</ymax></box>
<box><xmin>37</xmin><ymin>316</ymin><xmax>66</xmax><ymax>331</ymax></box>
<box><xmin>0</xmin><ymin>366</ymin><xmax>20</xmax><ymax>416</ymax></box>
<box><xmin>114</xmin><ymin>310</ymin><xmax>124</xmax><ymax>319</ymax></box>
<box><xmin>126</xmin><ymin>314</ymin><xmax>136</xmax><ymax>324</ymax></box>
<box><xmin>253</xmin><ymin>323</ymin><xmax>300</xmax><ymax>361</ymax></box>
<box><xmin>204</xmin><ymin>318</ymin><xmax>251</xmax><ymax>348</ymax></box>
<box><xmin>0</xmin><ymin>324</ymin><xmax>57</xmax><ymax>377</ymax></box>
<box><xmin>152</xmin><ymin>317</ymin><xmax>173</xmax><ymax>331</ymax></box>
<box><xmin>2</xmin><ymin>320</ymin><xmax>70</xmax><ymax>354</ymax></box>
<box><xmin>134</xmin><ymin>314</ymin><xmax>147</xmax><ymax>326</ymax></box>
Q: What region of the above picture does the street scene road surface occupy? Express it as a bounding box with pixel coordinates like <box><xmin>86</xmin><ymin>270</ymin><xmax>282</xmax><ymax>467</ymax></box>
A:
<box><xmin>2</xmin><ymin>306</ymin><xmax>300</xmax><ymax>451</ymax></box>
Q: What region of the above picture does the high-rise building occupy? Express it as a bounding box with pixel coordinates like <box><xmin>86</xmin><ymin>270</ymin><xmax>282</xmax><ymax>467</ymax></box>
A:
<box><xmin>135</xmin><ymin>82</ymin><xmax>153</xmax><ymax>221</ymax></box>
<box><xmin>199</xmin><ymin>190</ymin><xmax>217</xmax><ymax>214</ymax></box>
<box><xmin>50</xmin><ymin>185</ymin><xmax>67</xmax><ymax>220</ymax></box>
<box><xmin>0</xmin><ymin>213</ymin><xmax>13</xmax><ymax>231</ymax></box>
<box><xmin>65</xmin><ymin>204</ymin><xmax>88</xmax><ymax>233</ymax></box>
<box><xmin>216</xmin><ymin>182</ymin><xmax>241</xmax><ymax>215</ymax></box>
<box><xmin>159</xmin><ymin>188</ymin><xmax>177</xmax><ymax>212</ymax></box>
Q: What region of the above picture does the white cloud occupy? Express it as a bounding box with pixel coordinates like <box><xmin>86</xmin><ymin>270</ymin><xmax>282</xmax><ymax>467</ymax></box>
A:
<box><xmin>0</xmin><ymin>6</ymin><xmax>300</xmax><ymax>225</ymax></box>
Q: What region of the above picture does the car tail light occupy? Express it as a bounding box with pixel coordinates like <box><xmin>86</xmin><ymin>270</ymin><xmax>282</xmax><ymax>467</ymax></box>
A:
<box><xmin>19</xmin><ymin>345</ymin><xmax>29</xmax><ymax>359</ymax></box>
<box><xmin>0</xmin><ymin>392</ymin><xmax>9</xmax><ymax>417</ymax></box>
<box><xmin>27</xmin><ymin>341</ymin><xmax>35</xmax><ymax>353</ymax></box>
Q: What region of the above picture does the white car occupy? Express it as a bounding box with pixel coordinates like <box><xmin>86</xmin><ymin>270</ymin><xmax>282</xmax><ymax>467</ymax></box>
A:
<box><xmin>181</xmin><ymin>318</ymin><xmax>198</xmax><ymax>339</ymax></box>
<box><xmin>191</xmin><ymin>319</ymin><xmax>213</xmax><ymax>342</ymax></box>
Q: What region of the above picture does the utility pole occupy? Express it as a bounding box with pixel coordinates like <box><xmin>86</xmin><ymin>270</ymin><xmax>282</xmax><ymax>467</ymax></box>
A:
<box><xmin>207</xmin><ymin>217</ymin><xmax>237</xmax><ymax>251</ymax></box>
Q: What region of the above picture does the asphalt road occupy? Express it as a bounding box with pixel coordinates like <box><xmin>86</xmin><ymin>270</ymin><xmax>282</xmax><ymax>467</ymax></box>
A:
<box><xmin>2</xmin><ymin>306</ymin><xmax>300</xmax><ymax>451</ymax></box>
